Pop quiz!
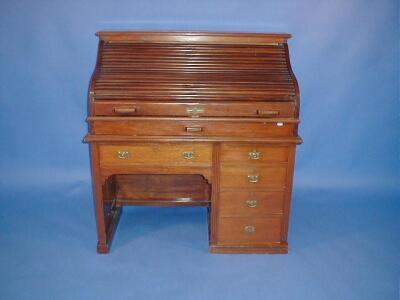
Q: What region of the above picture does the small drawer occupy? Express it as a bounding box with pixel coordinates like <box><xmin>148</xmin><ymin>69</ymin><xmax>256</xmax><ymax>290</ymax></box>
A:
<box><xmin>90</xmin><ymin>118</ymin><xmax>296</xmax><ymax>138</ymax></box>
<box><xmin>220</xmin><ymin>165</ymin><xmax>287</xmax><ymax>189</ymax></box>
<box><xmin>220</xmin><ymin>144</ymin><xmax>288</xmax><ymax>163</ymax></box>
<box><xmin>94</xmin><ymin>101</ymin><xmax>296</xmax><ymax>118</ymax></box>
<box><xmin>99</xmin><ymin>143</ymin><xmax>212</xmax><ymax>167</ymax></box>
<box><xmin>219</xmin><ymin>191</ymin><xmax>284</xmax><ymax>215</ymax></box>
<box><xmin>217</xmin><ymin>216</ymin><xmax>282</xmax><ymax>245</ymax></box>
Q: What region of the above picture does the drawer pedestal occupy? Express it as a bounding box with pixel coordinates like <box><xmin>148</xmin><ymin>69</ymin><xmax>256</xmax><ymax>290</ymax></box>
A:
<box><xmin>88</xmin><ymin>141</ymin><xmax>297</xmax><ymax>254</ymax></box>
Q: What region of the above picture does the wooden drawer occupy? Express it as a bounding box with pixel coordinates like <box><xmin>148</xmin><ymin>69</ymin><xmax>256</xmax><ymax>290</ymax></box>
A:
<box><xmin>220</xmin><ymin>165</ymin><xmax>287</xmax><ymax>189</ymax></box>
<box><xmin>219</xmin><ymin>191</ymin><xmax>284</xmax><ymax>216</ymax></box>
<box><xmin>221</xmin><ymin>144</ymin><xmax>288</xmax><ymax>163</ymax></box>
<box><xmin>217</xmin><ymin>216</ymin><xmax>282</xmax><ymax>244</ymax></box>
<box><xmin>90</xmin><ymin>118</ymin><xmax>296</xmax><ymax>137</ymax></box>
<box><xmin>99</xmin><ymin>143</ymin><xmax>212</xmax><ymax>167</ymax></box>
<box><xmin>94</xmin><ymin>101</ymin><xmax>296</xmax><ymax>118</ymax></box>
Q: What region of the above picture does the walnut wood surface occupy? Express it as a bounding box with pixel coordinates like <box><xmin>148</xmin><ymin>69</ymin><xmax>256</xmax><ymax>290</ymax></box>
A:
<box><xmin>114</xmin><ymin>174</ymin><xmax>210</xmax><ymax>205</ymax></box>
<box><xmin>94</xmin><ymin>101</ymin><xmax>296</xmax><ymax>118</ymax></box>
<box><xmin>91</xmin><ymin>33</ymin><xmax>296</xmax><ymax>102</ymax></box>
<box><xmin>219</xmin><ymin>164</ymin><xmax>287</xmax><ymax>189</ymax></box>
<box><xmin>219</xmin><ymin>191</ymin><xmax>285</xmax><ymax>216</ymax></box>
<box><xmin>99</xmin><ymin>143</ymin><xmax>212</xmax><ymax>167</ymax></box>
<box><xmin>85</xmin><ymin>31</ymin><xmax>301</xmax><ymax>254</ymax></box>
<box><xmin>96</xmin><ymin>31</ymin><xmax>292</xmax><ymax>44</ymax></box>
<box><xmin>90</xmin><ymin>118</ymin><xmax>297</xmax><ymax>137</ymax></box>
<box><xmin>216</xmin><ymin>216</ymin><xmax>282</xmax><ymax>244</ymax></box>
<box><xmin>220</xmin><ymin>144</ymin><xmax>289</xmax><ymax>162</ymax></box>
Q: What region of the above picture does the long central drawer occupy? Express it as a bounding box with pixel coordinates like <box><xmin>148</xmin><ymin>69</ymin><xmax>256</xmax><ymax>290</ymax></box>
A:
<box><xmin>94</xmin><ymin>101</ymin><xmax>296</xmax><ymax>118</ymax></box>
<box><xmin>99</xmin><ymin>143</ymin><xmax>213</xmax><ymax>167</ymax></box>
<box><xmin>90</xmin><ymin>118</ymin><xmax>297</xmax><ymax>137</ymax></box>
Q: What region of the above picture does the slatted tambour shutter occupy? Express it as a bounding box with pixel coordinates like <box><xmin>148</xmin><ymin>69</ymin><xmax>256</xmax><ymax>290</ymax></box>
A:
<box><xmin>94</xmin><ymin>43</ymin><xmax>296</xmax><ymax>101</ymax></box>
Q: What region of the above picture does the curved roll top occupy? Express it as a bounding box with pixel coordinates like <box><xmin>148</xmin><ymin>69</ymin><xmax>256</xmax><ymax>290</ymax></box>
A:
<box><xmin>90</xmin><ymin>32</ymin><xmax>299</xmax><ymax>103</ymax></box>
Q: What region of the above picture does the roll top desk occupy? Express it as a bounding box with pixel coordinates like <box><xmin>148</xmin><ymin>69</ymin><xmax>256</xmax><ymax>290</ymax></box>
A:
<box><xmin>84</xmin><ymin>31</ymin><xmax>302</xmax><ymax>254</ymax></box>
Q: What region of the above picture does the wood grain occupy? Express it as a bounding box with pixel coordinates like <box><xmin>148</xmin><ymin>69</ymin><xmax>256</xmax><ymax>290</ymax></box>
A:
<box><xmin>90</xmin><ymin>118</ymin><xmax>297</xmax><ymax>137</ymax></box>
<box><xmin>220</xmin><ymin>144</ymin><xmax>289</xmax><ymax>163</ymax></box>
<box><xmin>94</xmin><ymin>101</ymin><xmax>296</xmax><ymax>118</ymax></box>
<box><xmin>99</xmin><ymin>143</ymin><xmax>212</xmax><ymax>167</ymax></box>
<box><xmin>114</xmin><ymin>174</ymin><xmax>210</xmax><ymax>206</ymax></box>
<box><xmin>96</xmin><ymin>31</ymin><xmax>292</xmax><ymax>44</ymax></box>
<box><xmin>85</xmin><ymin>31</ymin><xmax>301</xmax><ymax>254</ymax></box>
<box><xmin>216</xmin><ymin>216</ymin><xmax>282</xmax><ymax>245</ymax></box>
<box><xmin>219</xmin><ymin>191</ymin><xmax>285</xmax><ymax>216</ymax></box>
<box><xmin>219</xmin><ymin>164</ymin><xmax>287</xmax><ymax>189</ymax></box>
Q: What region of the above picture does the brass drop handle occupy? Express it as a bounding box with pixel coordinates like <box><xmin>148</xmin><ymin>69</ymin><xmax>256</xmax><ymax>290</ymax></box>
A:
<box><xmin>116</xmin><ymin>150</ymin><xmax>130</xmax><ymax>159</ymax></box>
<box><xmin>257</xmin><ymin>110</ymin><xmax>279</xmax><ymax>117</ymax></box>
<box><xmin>244</xmin><ymin>225</ymin><xmax>256</xmax><ymax>234</ymax></box>
<box><xmin>114</xmin><ymin>107</ymin><xmax>137</xmax><ymax>115</ymax></box>
<box><xmin>247</xmin><ymin>174</ymin><xmax>259</xmax><ymax>183</ymax></box>
<box><xmin>249</xmin><ymin>150</ymin><xmax>261</xmax><ymax>160</ymax></box>
<box><xmin>185</xmin><ymin>126</ymin><xmax>203</xmax><ymax>133</ymax></box>
<box><xmin>182</xmin><ymin>151</ymin><xmax>195</xmax><ymax>160</ymax></box>
<box><xmin>246</xmin><ymin>200</ymin><xmax>258</xmax><ymax>208</ymax></box>
<box><xmin>186</xmin><ymin>106</ymin><xmax>205</xmax><ymax>116</ymax></box>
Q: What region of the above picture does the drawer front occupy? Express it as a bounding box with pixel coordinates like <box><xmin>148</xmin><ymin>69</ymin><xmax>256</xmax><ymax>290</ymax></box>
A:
<box><xmin>217</xmin><ymin>216</ymin><xmax>282</xmax><ymax>244</ymax></box>
<box><xmin>94</xmin><ymin>101</ymin><xmax>296</xmax><ymax>118</ymax></box>
<box><xmin>220</xmin><ymin>144</ymin><xmax>288</xmax><ymax>163</ymax></box>
<box><xmin>220</xmin><ymin>165</ymin><xmax>287</xmax><ymax>189</ymax></box>
<box><xmin>219</xmin><ymin>191</ymin><xmax>284</xmax><ymax>216</ymax></box>
<box><xmin>99</xmin><ymin>143</ymin><xmax>212</xmax><ymax>167</ymax></box>
<box><xmin>91</xmin><ymin>119</ymin><xmax>295</xmax><ymax>137</ymax></box>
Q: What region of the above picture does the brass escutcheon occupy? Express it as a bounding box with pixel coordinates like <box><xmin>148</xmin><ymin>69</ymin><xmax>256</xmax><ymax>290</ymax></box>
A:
<box><xmin>246</xmin><ymin>200</ymin><xmax>258</xmax><ymax>208</ymax></box>
<box><xmin>249</xmin><ymin>150</ymin><xmax>261</xmax><ymax>160</ymax></box>
<box><xmin>116</xmin><ymin>150</ymin><xmax>130</xmax><ymax>159</ymax></box>
<box><xmin>186</xmin><ymin>106</ymin><xmax>205</xmax><ymax>117</ymax></box>
<box><xmin>182</xmin><ymin>151</ymin><xmax>195</xmax><ymax>160</ymax></box>
<box><xmin>244</xmin><ymin>225</ymin><xmax>256</xmax><ymax>234</ymax></box>
<box><xmin>247</xmin><ymin>174</ymin><xmax>259</xmax><ymax>183</ymax></box>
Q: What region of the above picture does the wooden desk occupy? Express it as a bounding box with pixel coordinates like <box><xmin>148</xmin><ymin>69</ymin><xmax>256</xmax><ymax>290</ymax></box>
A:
<box><xmin>84</xmin><ymin>31</ymin><xmax>302</xmax><ymax>254</ymax></box>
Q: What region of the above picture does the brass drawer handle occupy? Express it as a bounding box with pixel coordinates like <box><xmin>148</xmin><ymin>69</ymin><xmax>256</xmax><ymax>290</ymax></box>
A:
<box><xmin>247</xmin><ymin>174</ymin><xmax>259</xmax><ymax>183</ymax></box>
<box><xmin>244</xmin><ymin>225</ymin><xmax>256</xmax><ymax>234</ymax></box>
<box><xmin>116</xmin><ymin>150</ymin><xmax>130</xmax><ymax>159</ymax></box>
<box><xmin>246</xmin><ymin>200</ymin><xmax>258</xmax><ymax>208</ymax></box>
<box><xmin>186</xmin><ymin>106</ymin><xmax>205</xmax><ymax>117</ymax></box>
<box><xmin>185</xmin><ymin>126</ymin><xmax>203</xmax><ymax>133</ymax></box>
<box><xmin>257</xmin><ymin>109</ymin><xmax>279</xmax><ymax>117</ymax></box>
<box><xmin>249</xmin><ymin>150</ymin><xmax>261</xmax><ymax>160</ymax></box>
<box><xmin>114</xmin><ymin>107</ymin><xmax>137</xmax><ymax>115</ymax></box>
<box><xmin>182</xmin><ymin>151</ymin><xmax>195</xmax><ymax>160</ymax></box>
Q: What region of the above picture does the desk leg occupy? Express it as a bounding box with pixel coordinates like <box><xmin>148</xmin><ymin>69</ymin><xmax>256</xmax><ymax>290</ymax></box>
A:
<box><xmin>90</xmin><ymin>145</ymin><xmax>122</xmax><ymax>253</ymax></box>
<box><xmin>208</xmin><ymin>143</ymin><xmax>220</xmax><ymax>249</ymax></box>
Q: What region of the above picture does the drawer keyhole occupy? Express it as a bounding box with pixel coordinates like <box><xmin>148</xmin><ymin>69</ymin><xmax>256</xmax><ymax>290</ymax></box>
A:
<box><xmin>249</xmin><ymin>150</ymin><xmax>261</xmax><ymax>160</ymax></box>
<box><xmin>246</xmin><ymin>200</ymin><xmax>258</xmax><ymax>208</ymax></box>
<box><xmin>244</xmin><ymin>225</ymin><xmax>256</xmax><ymax>234</ymax></box>
<box><xmin>247</xmin><ymin>174</ymin><xmax>259</xmax><ymax>183</ymax></box>
<box><xmin>183</xmin><ymin>151</ymin><xmax>195</xmax><ymax>160</ymax></box>
<box><xmin>117</xmin><ymin>150</ymin><xmax>130</xmax><ymax>159</ymax></box>
<box><xmin>186</xmin><ymin>106</ymin><xmax>205</xmax><ymax>117</ymax></box>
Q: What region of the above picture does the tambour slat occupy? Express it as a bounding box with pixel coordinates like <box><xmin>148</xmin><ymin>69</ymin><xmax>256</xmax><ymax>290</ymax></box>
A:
<box><xmin>93</xmin><ymin>41</ymin><xmax>297</xmax><ymax>101</ymax></box>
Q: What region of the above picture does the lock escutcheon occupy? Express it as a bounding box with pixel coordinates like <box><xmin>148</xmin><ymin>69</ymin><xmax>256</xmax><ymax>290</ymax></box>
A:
<box><xmin>186</xmin><ymin>106</ymin><xmax>205</xmax><ymax>117</ymax></box>
<box><xmin>247</xmin><ymin>174</ymin><xmax>259</xmax><ymax>183</ymax></box>
<box><xmin>183</xmin><ymin>151</ymin><xmax>195</xmax><ymax>160</ymax></box>
<box><xmin>246</xmin><ymin>200</ymin><xmax>258</xmax><ymax>208</ymax></box>
<box><xmin>117</xmin><ymin>150</ymin><xmax>130</xmax><ymax>159</ymax></box>
<box><xmin>244</xmin><ymin>225</ymin><xmax>256</xmax><ymax>234</ymax></box>
<box><xmin>249</xmin><ymin>150</ymin><xmax>261</xmax><ymax>160</ymax></box>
